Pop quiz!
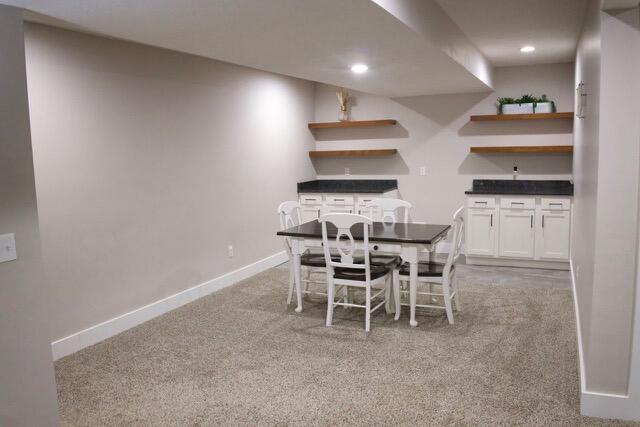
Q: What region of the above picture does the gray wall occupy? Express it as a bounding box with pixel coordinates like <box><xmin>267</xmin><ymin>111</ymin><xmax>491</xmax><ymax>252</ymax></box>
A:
<box><xmin>573</xmin><ymin>2</ymin><xmax>640</xmax><ymax>395</ymax></box>
<box><xmin>24</xmin><ymin>24</ymin><xmax>317</xmax><ymax>342</ymax></box>
<box><xmin>313</xmin><ymin>63</ymin><xmax>574</xmax><ymax>225</ymax></box>
<box><xmin>0</xmin><ymin>6</ymin><xmax>59</xmax><ymax>426</ymax></box>
<box><xmin>571</xmin><ymin>0</ymin><xmax>601</xmax><ymax>376</ymax></box>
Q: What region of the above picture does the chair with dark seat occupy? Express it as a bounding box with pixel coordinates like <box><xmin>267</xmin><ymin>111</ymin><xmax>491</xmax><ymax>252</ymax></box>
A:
<box><xmin>393</xmin><ymin>206</ymin><xmax>464</xmax><ymax>324</ymax></box>
<box><xmin>278</xmin><ymin>201</ymin><xmax>334</xmax><ymax>304</ymax></box>
<box><xmin>319</xmin><ymin>213</ymin><xmax>392</xmax><ymax>332</ymax></box>
<box><xmin>363</xmin><ymin>198</ymin><xmax>413</xmax><ymax>268</ymax></box>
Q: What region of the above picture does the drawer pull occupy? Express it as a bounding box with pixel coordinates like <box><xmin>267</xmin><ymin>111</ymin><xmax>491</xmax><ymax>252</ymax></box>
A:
<box><xmin>530</xmin><ymin>215</ymin><xmax>533</xmax><ymax>228</ymax></box>
<box><xmin>490</xmin><ymin>214</ymin><xmax>493</xmax><ymax>227</ymax></box>
<box><xmin>511</xmin><ymin>202</ymin><xmax>524</xmax><ymax>206</ymax></box>
<box><xmin>542</xmin><ymin>215</ymin><xmax>545</xmax><ymax>228</ymax></box>
<box><xmin>475</xmin><ymin>201</ymin><xmax>487</xmax><ymax>206</ymax></box>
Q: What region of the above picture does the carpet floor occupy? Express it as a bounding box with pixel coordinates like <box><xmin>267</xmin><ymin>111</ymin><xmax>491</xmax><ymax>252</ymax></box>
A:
<box><xmin>55</xmin><ymin>265</ymin><xmax>635</xmax><ymax>426</ymax></box>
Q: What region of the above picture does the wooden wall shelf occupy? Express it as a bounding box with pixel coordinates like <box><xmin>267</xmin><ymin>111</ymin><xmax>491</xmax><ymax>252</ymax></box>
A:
<box><xmin>470</xmin><ymin>112</ymin><xmax>574</xmax><ymax>121</ymax></box>
<box><xmin>309</xmin><ymin>149</ymin><xmax>397</xmax><ymax>158</ymax></box>
<box><xmin>470</xmin><ymin>145</ymin><xmax>573</xmax><ymax>154</ymax></box>
<box><xmin>308</xmin><ymin>119</ymin><xmax>397</xmax><ymax>129</ymax></box>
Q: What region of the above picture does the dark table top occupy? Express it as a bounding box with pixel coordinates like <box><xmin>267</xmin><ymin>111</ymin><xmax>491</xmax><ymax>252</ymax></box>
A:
<box><xmin>277</xmin><ymin>221</ymin><xmax>450</xmax><ymax>245</ymax></box>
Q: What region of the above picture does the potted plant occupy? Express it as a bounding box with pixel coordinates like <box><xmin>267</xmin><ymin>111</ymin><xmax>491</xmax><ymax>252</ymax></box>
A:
<box><xmin>497</xmin><ymin>94</ymin><xmax>556</xmax><ymax>114</ymax></box>
<box><xmin>533</xmin><ymin>94</ymin><xmax>555</xmax><ymax>113</ymax></box>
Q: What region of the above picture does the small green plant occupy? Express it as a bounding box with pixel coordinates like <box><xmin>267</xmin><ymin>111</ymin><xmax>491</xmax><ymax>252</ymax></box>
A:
<box><xmin>497</xmin><ymin>97</ymin><xmax>516</xmax><ymax>105</ymax></box>
<box><xmin>496</xmin><ymin>93</ymin><xmax>554</xmax><ymax>113</ymax></box>
<box><xmin>517</xmin><ymin>94</ymin><xmax>537</xmax><ymax>104</ymax></box>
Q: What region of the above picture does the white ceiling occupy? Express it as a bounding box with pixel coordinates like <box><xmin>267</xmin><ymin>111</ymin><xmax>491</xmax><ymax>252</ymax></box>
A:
<box><xmin>3</xmin><ymin>0</ymin><xmax>594</xmax><ymax>95</ymax></box>
<box><xmin>5</xmin><ymin>0</ymin><xmax>493</xmax><ymax>97</ymax></box>
<box><xmin>437</xmin><ymin>0</ymin><xmax>588</xmax><ymax>66</ymax></box>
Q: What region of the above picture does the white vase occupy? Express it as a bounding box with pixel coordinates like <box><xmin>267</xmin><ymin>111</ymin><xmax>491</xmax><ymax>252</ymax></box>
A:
<box><xmin>534</xmin><ymin>102</ymin><xmax>554</xmax><ymax>113</ymax></box>
<box><xmin>501</xmin><ymin>103</ymin><xmax>534</xmax><ymax>114</ymax></box>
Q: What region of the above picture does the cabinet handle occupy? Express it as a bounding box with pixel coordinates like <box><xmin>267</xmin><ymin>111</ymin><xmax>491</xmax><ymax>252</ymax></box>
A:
<box><xmin>511</xmin><ymin>202</ymin><xmax>524</xmax><ymax>206</ymax></box>
<box><xmin>530</xmin><ymin>215</ymin><xmax>533</xmax><ymax>228</ymax></box>
<box><xmin>542</xmin><ymin>215</ymin><xmax>545</xmax><ymax>228</ymax></box>
<box><xmin>490</xmin><ymin>214</ymin><xmax>493</xmax><ymax>227</ymax></box>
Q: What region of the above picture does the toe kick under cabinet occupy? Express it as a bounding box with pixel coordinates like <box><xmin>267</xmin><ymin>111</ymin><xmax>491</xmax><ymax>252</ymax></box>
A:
<box><xmin>465</xmin><ymin>195</ymin><xmax>571</xmax><ymax>270</ymax></box>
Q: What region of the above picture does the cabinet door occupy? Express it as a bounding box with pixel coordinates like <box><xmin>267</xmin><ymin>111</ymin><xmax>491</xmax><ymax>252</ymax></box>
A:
<box><xmin>300</xmin><ymin>206</ymin><xmax>320</xmax><ymax>223</ymax></box>
<box><xmin>536</xmin><ymin>210</ymin><xmax>570</xmax><ymax>260</ymax></box>
<box><xmin>466</xmin><ymin>208</ymin><xmax>496</xmax><ymax>256</ymax></box>
<box><xmin>499</xmin><ymin>209</ymin><xmax>535</xmax><ymax>258</ymax></box>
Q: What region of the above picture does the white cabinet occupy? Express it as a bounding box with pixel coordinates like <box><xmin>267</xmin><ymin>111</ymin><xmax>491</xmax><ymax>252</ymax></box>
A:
<box><xmin>465</xmin><ymin>195</ymin><xmax>571</xmax><ymax>269</ymax></box>
<box><xmin>301</xmin><ymin>206</ymin><xmax>321</xmax><ymax>223</ymax></box>
<box><xmin>299</xmin><ymin>191</ymin><xmax>397</xmax><ymax>222</ymax></box>
<box><xmin>536</xmin><ymin>209</ymin><xmax>571</xmax><ymax>260</ymax></box>
<box><xmin>499</xmin><ymin>208</ymin><xmax>535</xmax><ymax>258</ymax></box>
<box><xmin>466</xmin><ymin>208</ymin><xmax>496</xmax><ymax>256</ymax></box>
<box><xmin>299</xmin><ymin>194</ymin><xmax>322</xmax><ymax>223</ymax></box>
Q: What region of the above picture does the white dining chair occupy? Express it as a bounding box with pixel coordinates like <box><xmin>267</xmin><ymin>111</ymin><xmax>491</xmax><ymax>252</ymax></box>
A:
<box><xmin>278</xmin><ymin>201</ymin><xmax>333</xmax><ymax>305</ymax></box>
<box><xmin>319</xmin><ymin>213</ymin><xmax>393</xmax><ymax>332</ymax></box>
<box><xmin>365</xmin><ymin>198</ymin><xmax>412</xmax><ymax>223</ymax></box>
<box><xmin>393</xmin><ymin>206</ymin><xmax>464</xmax><ymax>324</ymax></box>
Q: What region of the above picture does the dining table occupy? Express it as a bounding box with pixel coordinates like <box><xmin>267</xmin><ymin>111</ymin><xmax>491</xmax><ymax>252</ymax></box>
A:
<box><xmin>277</xmin><ymin>220</ymin><xmax>451</xmax><ymax>327</ymax></box>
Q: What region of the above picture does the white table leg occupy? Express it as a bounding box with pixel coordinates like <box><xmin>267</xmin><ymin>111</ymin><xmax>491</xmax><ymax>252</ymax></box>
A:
<box><xmin>291</xmin><ymin>241</ymin><xmax>303</xmax><ymax>313</ymax></box>
<box><xmin>409</xmin><ymin>259</ymin><xmax>418</xmax><ymax>327</ymax></box>
<box><xmin>401</xmin><ymin>246</ymin><xmax>419</xmax><ymax>327</ymax></box>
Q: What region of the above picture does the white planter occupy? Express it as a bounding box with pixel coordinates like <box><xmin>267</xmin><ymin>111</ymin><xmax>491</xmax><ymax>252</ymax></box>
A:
<box><xmin>534</xmin><ymin>102</ymin><xmax>554</xmax><ymax>113</ymax></box>
<box><xmin>501</xmin><ymin>103</ymin><xmax>534</xmax><ymax>114</ymax></box>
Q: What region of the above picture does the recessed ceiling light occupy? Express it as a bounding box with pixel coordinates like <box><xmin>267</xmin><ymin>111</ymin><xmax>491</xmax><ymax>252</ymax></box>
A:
<box><xmin>350</xmin><ymin>64</ymin><xmax>368</xmax><ymax>74</ymax></box>
<box><xmin>520</xmin><ymin>45</ymin><xmax>535</xmax><ymax>53</ymax></box>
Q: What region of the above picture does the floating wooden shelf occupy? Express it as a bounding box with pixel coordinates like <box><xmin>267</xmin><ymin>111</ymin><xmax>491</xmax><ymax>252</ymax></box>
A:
<box><xmin>308</xmin><ymin>119</ymin><xmax>397</xmax><ymax>129</ymax></box>
<box><xmin>309</xmin><ymin>149</ymin><xmax>397</xmax><ymax>158</ymax></box>
<box><xmin>470</xmin><ymin>145</ymin><xmax>573</xmax><ymax>154</ymax></box>
<box><xmin>470</xmin><ymin>112</ymin><xmax>574</xmax><ymax>121</ymax></box>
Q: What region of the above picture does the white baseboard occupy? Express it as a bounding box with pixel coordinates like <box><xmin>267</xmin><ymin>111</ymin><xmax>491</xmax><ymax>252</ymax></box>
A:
<box><xmin>569</xmin><ymin>258</ymin><xmax>638</xmax><ymax>421</ymax></box>
<box><xmin>51</xmin><ymin>251</ymin><xmax>288</xmax><ymax>360</ymax></box>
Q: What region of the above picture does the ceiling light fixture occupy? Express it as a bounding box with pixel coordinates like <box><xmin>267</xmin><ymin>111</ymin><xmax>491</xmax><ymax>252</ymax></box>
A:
<box><xmin>350</xmin><ymin>63</ymin><xmax>368</xmax><ymax>74</ymax></box>
<box><xmin>520</xmin><ymin>45</ymin><xmax>535</xmax><ymax>53</ymax></box>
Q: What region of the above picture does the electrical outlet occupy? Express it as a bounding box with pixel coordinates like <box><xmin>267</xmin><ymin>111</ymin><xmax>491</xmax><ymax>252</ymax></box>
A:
<box><xmin>0</xmin><ymin>233</ymin><xmax>17</xmax><ymax>263</ymax></box>
<box><xmin>344</xmin><ymin>167</ymin><xmax>350</xmax><ymax>176</ymax></box>
<box><xmin>228</xmin><ymin>245</ymin><xmax>234</xmax><ymax>258</ymax></box>
<box><xmin>419</xmin><ymin>166</ymin><xmax>426</xmax><ymax>176</ymax></box>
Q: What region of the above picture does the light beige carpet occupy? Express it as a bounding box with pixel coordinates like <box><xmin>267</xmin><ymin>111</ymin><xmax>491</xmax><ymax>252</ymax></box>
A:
<box><xmin>55</xmin><ymin>266</ymin><xmax>634</xmax><ymax>426</ymax></box>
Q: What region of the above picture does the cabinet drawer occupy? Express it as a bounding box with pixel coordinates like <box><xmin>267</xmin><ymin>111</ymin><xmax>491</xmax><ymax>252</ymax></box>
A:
<box><xmin>356</xmin><ymin>196</ymin><xmax>377</xmax><ymax>207</ymax></box>
<box><xmin>299</xmin><ymin>194</ymin><xmax>322</xmax><ymax>205</ymax></box>
<box><xmin>467</xmin><ymin>197</ymin><xmax>496</xmax><ymax>208</ymax></box>
<box><xmin>325</xmin><ymin>195</ymin><xmax>354</xmax><ymax>206</ymax></box>
<box><xmin>500</xmin><ymin>197</ymin><xmax>535</xmax><ymax>210</ymax></box>
<box><xmin>541</xmin><ymin>198</ymin><xmax>571</xmax><ymax>211</ymax></box>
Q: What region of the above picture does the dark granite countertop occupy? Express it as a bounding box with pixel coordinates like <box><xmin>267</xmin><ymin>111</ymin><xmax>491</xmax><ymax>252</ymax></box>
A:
<box><xmin>297</xmin><ymin>179</ymin><xmax>398</xmax><ymax>194</ymax></box>
<box><xmin>465</xmin><ymin>179</ymin><xmax>573</xmax><ymax>196</ymax></box>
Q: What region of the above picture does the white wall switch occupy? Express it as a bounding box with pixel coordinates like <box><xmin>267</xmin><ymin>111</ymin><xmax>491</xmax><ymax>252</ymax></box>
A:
<box><xmin>419</xmin><ymin>166</ymin><xmax>426</xmax><ymax>176</ymax></box>
<box><xmin>0</xmin><ymin>233</ymin><xmax>17</xmax><ymax>263</ymax></box>
<box><xmin>228</xmin><ymin>245</ymin><xmax>234</xmax><ymax>258</ymax></box>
